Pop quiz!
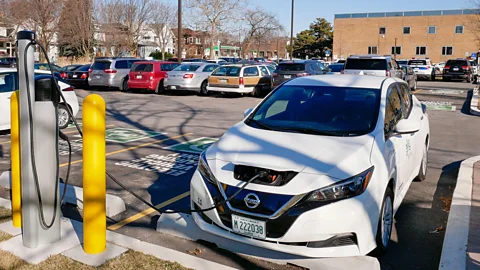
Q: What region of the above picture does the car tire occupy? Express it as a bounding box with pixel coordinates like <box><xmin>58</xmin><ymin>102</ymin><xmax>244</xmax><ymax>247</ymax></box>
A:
<box><xmin>373</xmin><ymin>187</ymin><xmax>394</xmax><ymax>256</ymax></box>
<box><xmin>415</xmin><ymin>143</ymin><xmax>428</xmax><ymax>182</ymax></box>
<box><xmin>252</xmin><ymin>86</ymin><xmax>262</xmax><ymax>98</ymax></box>
<box><xmin>57</xmin><ymin>104</ymin><xmax>71</xmax><ymax>130</ymax></box>
<box><xmin>411</xmin><ymin>80</ymin><xmax>417</xmax><ymax>91</ymax></box>
<box><xmin>155</xmin><ymin>80</ymin><xmax>165</xmax><ymax>95</ymax></box>
<box><xmin>466</xmin><ymin>74</ymin><xmax>472</xmax><ymax>83</ymax></box>
<box><xmin>121</xmin><ymin>78</ymin><xmax>129</xmax><ymax>92</ymax></box>
<box><xmin>198</xmin><ymin>80</ymin><xmax>208</xmax><ymax>96</ymax></box>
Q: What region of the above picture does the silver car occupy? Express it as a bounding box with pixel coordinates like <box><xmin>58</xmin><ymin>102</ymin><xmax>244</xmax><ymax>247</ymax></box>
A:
<box><xmin>88</xmin><ymin>57</ymin><xmax>140</xmax><ymax>90</ymax></box>
<box><xmin>343</xmin><ymin>55</ymin><xmax>404</xmax><ymax>79</ymax></box>
<box><xmin>164</xmin><ymin>63</ymin><xmax>219</xmax><ymax>95</ymax></box>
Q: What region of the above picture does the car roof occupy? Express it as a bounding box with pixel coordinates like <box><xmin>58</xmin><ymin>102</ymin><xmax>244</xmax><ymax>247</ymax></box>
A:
<box><xmin>283</xmin><ymin>74</ymin><xmax>396</xmax><ymax>89</ymax></box>
<box><xmin>348</xmin><ymin>55</ymin><xmax>391</xmax><ymax>59</ymax></box>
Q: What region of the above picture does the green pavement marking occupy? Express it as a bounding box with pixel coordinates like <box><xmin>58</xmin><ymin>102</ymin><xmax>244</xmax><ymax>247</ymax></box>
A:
<box><xmin>163</xmin><ymin>137</ymin><xmax>218</xmax><ymax>154</ymax></box>
<box><xmin>426</xmin><ymin>105</ymin><xmax>456</xmax><ymax>111</ymax></box>
<box><xmin>105</xmin><ymin>128</ymin><xmax>166</xmax><ymax>143</ymax></box>
<box><xmin>67</xmin><ymin>122</ymin><xmax>82</xmax><ymax>128</ymax></box>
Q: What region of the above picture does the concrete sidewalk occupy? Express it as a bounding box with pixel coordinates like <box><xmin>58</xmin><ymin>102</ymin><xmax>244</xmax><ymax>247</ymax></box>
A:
<box><xmin>467</xmin><ymin>161</ymin><xmax>480</xmax><ymax>269</ymax></box>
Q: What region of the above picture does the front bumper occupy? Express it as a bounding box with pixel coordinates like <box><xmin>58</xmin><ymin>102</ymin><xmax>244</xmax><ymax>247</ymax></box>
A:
<box><xmin>190</xmin><ymin>170</ymin><xmax>379</xmax><ymax>257</ymax></box>
<box><xmin>443</xmin><ymin>73</ymin><xmax>468</xmax><ymax>79</ymax></box>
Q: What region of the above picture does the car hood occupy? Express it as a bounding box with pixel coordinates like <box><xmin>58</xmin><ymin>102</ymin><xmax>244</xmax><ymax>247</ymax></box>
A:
<box><xmin>205</xmin><ymin>122</ymin><xmax>375</xmax><ymax>180</ymax></box>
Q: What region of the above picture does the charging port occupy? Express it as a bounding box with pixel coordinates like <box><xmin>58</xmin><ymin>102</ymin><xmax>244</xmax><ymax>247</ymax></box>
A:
<box><xmin>233</xmin><ymin>165</ymin><xmax>297</xmax><ymax>186</ymax></box>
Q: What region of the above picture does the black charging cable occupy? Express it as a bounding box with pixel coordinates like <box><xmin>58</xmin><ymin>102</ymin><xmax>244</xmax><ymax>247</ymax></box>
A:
<box><xmin>34</xmin><ymin>41</ymin><xmax>263</xmax><ymax>216</ymax></box>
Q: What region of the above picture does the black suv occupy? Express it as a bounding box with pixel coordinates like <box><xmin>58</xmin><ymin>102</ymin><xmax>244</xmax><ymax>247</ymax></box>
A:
<box><xmin>443</xmin><ymin>59</ymin><xmax>474</xmax><ymax>82</ymax></box>
<box><xmin>272</xmin><ymin>60</ymin><xmax>327</xmax><ymax>87</ymax></box>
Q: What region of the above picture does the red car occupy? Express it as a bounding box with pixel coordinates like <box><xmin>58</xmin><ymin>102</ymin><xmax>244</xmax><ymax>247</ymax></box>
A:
<box><xmin>127</xmin><ymin>61</ymin><xmax>180</xmax><ymax>93</ymax></box>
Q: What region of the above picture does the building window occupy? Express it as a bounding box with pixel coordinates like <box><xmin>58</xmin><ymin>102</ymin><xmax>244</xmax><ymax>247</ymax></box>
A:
<box><xmin>379</xmin><ymin>27</ymin><xmax>386</xmax><ymax>35</ymax></box>
<box><xmin>188</xmin><ymin>37</ymin><xmax>194</xmax><ymax>44</ymax></box>
<box><xmin>368</xmin><ymin>46</ymin><xmax>378</xmax><ymax>54</ymax></box>
<box><xmin>416</xmin><ymin>46</ymin><xmax>427</xmax><ymax>55</ymax></box>
<box><xmin>442</xmin><ymin>46</ymin><xmax>453</xmax><ymax>55</ymax></box>
<box><xmin>195</xmin><ymin>38</ymin><xmax>200</xmax><ymax>44</ymax></box>
<box><xmin>391</xmin><ymin>46</ymin><xmax>402</xmax><ymax>55</ymax></box>
<box><xmin>455</xmin><ymin>25</ymin><xmax>464</xmax><ymax>34</ymax></box>
<box><xmin>428</xmin><ymin>26</ymin><xmax>436</xmax><ymax>34</ymax></box>
<box><xmin>403</xmin><ymin>26</ymin><xmax>411</xmax><ymax>34</ymax></box>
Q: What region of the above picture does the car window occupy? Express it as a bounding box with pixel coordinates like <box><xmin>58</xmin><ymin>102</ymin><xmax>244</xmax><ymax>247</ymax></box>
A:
<box><xmin>92</xmin><ymin>61</ymin><xmax>111</xmax><ymax>70</ymax></box>
<box><xmin>317</xmin><ymin>62</ymin><xmax>326</xmax><ymax>71</ymax></box>
<box><xmin>248</xmin><ymin>85</ymin><xmax>381</xmax><ymax>136</ymax></box>
<box><xmin>384</xmin><ymin>85</ymin><xmax>403</xmax><ymax>135</ymax></box>
<box><xmin>277</xmin><ymin>63</ymin><xmax>306</xmax><ymax>71</ymax></box>
<box><xmin>132</xmin><ymin>63</ymin><xmax>147</xmax><ymax>72</ymax></box>
<box><xmin>127</xmin><ymin>60</ymin><xmax>140</xmax><ymax>68</ymax></box>
<box><xmin>267</xmin><ymin>65</ymin><xmax>275</xmax><ymax>74</ymax></box>
<box><xmin>408</xmin><ymin>60</ymin><xmax>427</xmax><ymax>65</ymax></box>
<box><xmin>391</xmin><ymin>60</ymin><xmax>399</xmax><ymax>69</ymax></box>
<box><xmin>144</xmin><ymin>64</ymin><xmax>153</xmax><ymax>72</ymax></box>
<box><xmin>328</xmin><ymin>64</ymin><xmax>344</xmax><ymax>72</ymax></box>
<box><xmin>203</xmin><ymin>65</ymin><xmax>218</xmax><ymax>72</ymax></box>
<box><xmin>115</xmin><ymin>60</ymin><xmax>128</xmax><ymax>69</ymax></box>
<box><xmin>0</xmin><ymin>72</ymin><xmax>17</xmax><ymax>93</ymax></box>
<box><xmin>77</xmin><ymin>65</ymin><xmax>91</xmax><ymax>72</ymax></box>
<box><xmin>397</xmin><ymin>83</ymin><xmax>412</xmax><ymax>118</ymax></box>
<box><xmin>212</xmin><ymin>66</ymin><xmax>241</xmax><ymax>76</ymax></box>
<box><xmin>446</xmin><ymin>60</ymin><xmax>468</xmax><ymax>66</ymax></box>
<box><xmin>243</xmin><ymin>67</ymin><xmax>259</xmax><ymax>77</ymax></box>
<box><xmin>160</xmin><ymin>63</ymin><xmax>179</xmax><ymax>71</ymax></box>
<box><xmin>259</xmin><ymin>66</ymin><xmax>269</xmax><ymax>76</ymax></box>
<box><xmin>345</xmin><ymin>59</ymin><xmax>388</xmax><ymax>70</ymax></box>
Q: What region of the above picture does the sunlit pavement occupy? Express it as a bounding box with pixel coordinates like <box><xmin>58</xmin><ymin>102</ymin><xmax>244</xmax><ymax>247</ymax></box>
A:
<box><xmin>0</xmin><ymin>80</ymin><xmax>479</xmax><ymax>269</ymax></box>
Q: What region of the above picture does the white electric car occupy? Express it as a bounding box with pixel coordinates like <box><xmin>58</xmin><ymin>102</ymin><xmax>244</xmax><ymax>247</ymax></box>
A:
<box><xmin>190</xmin><ymin>75</ymin><xmax>430</xmax><ymax>257</ymax></box>
<box><xmin>0</xmin><ymin>68</ymin><xmax>80</xmax><ymax>130</ymax></box>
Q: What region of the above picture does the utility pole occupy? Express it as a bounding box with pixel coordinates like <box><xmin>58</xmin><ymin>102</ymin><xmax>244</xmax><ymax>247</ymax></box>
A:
<box><xmin>394</xmin><ymin>38</ymin><xmax>397</xmax><ymax>59</ymax></box>
<box><xmin>290</xmin><ymin>0</ymin><xmax>294</xmax><ymax>60</ymax></box>
<box><xmin>177</xmin><ymin>0</ymin><xmax>182</xmax><ymax>63</ymax></box>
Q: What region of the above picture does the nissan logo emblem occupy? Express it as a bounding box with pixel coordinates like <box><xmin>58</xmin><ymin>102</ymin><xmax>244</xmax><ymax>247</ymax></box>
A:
<box><xmin>244</xmin><ymin>193</ymin><xmax>260</xmax><ymax>209</ymax></box>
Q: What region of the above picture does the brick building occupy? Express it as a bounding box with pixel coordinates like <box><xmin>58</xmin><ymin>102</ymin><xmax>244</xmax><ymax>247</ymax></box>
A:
<box><xmin>333</xmin><ymin>9</ymin><xmax>480</xmax><ymax>63</ymax></box>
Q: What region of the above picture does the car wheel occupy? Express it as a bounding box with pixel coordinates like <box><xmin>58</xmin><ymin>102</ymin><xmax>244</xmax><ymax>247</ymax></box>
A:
<box><xmin>57</xmin><ymin>104</ymin><xmax>70</xmax><ymax>130</ymax></box>
<box><xmin>374</xmin><ymin>187</ymin><xmax>394</xmax><ymax>256</ymax></box>
<box><xmin>121</xmin><ymin>78</ymin><xmax>129</xmax><ymax>92</ymax></box>
<box><xmin>252</xmin><ymin>86</ymin><xmax>262</xmax><ymax>98</ymax></box>
<box><xmin>198</xmin><ymin>80</ymin><xmax>208</xmax><ymax>96</ymax></box>
<box><xmin>411</xmin><ymin>80</ymin><xmax>417</xmax><ymax>91</ymax></box>
<box><xmin>415</xmin><ymin>144</ymin><xmax>428</xmax><ymax>181</ymax></box>
<box><xmin>155</xmin><ymin>80</ymin><xmax>165</xmax><ymax>95</ymax></box>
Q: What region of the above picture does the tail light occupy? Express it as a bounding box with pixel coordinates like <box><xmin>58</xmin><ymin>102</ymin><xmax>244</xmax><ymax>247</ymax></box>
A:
<box><xmin>60</xmin><ymin>72</ymin><xmax>67</xmax><ymax>78</ymax></box>
<box><xmin>104</xmin><ymin>69</ymin><xmax>117</xmax><ymax>74</ymax></box>
<box><xmin>296</xmin><ymin>73</ymin><xmax>310</xmax><ymax>77</ymax></box>
<box><xmin>239</xmin><ymin>77</ymin><xmax>244</xmax><ymax>85</ymax></box>
<box><xmin>80</xmin><ymin>73</ymin><xmax>87</xmax><ymax>79</ymax></box>
<box><xmin>150</xmin><ymin>76</ymin><xmax>154</xmax><ymax>80</ymax></box>
<box><xmin>88</xmin><ymin>69</ymin><xmax>92</xmax><ymax>73</ymax></box>
<box><xmin>183</xmin><ymin>73</ymin><xmax>194</xmax><ymax>79</ymax></box>
<box><xmin>462</xmin><ymin>66</ymin><xmax>469</xmax><ymax>70</ymax></box>
<box><xmin>386</xmin><ymin>70</ymin><xmax>391</xmax><ymax>77</ymax></box>
<box><xmin>62</xmin><ymin>86</ymin><xmax>74</xmax><ymax>92</ymax></box>
<box><xmin>444</xmin><ymin>66</ymin><xmax>450</xmax><ymax>69</ymax></box>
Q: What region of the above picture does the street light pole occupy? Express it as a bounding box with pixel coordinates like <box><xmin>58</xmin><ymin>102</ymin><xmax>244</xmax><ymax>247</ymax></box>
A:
<box><xmin>290</xmin><ymin>0</ymin><xmax>294</xmax><ymax>60</ymax></box>
<box><xmin>177</xmin><ymin>0</ymin><xmax>182</xmax><ymax>63</ymax></box>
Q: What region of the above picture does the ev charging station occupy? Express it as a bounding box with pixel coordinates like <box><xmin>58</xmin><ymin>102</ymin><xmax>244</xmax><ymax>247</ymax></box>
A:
<box><xmin>17</xmin><ymin>30</ymin><xmax>61</xmax><ymax>248</ymax></box>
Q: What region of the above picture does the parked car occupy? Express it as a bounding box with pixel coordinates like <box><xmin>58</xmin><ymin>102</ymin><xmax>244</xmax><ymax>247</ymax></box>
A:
<box><xmin>327</xmin><ymin>63</ymin><xmax>344</xmax><ymax>74</ymax></box>
<box><xmin>443</xmin><ymin>59</ymin><xmax>474</xmax><ymax>82</ymax></box>
<box><xmin>60</xmin><ymin>64</ymin><xmax>83</xmax><ymax>72</ymax></box>
<box><xmin>336</xmin><ymin>59</ymin><xmax>346</xmax><ymax>64</ymax></box>
<box><xmin>190</xmin><ymin>74</ymin><xmax>430</xmax><ymax>258</ymax></box>
<box><xmin>0</xmin><ymin>68</ymin><xmax>80</xmax><ymax>130</ymax></box>
<box><xmin>34</xmin><ymin>63</ymin><xmax>62</xmax><ymax>73</ymax></box>
<box><xmin>163</xmin><ymin>63</ymin><xmax>219</xmax><ymax>95</ymax></box>
<box><xmin>272</xmin><ymin>60</ymin><xmax>328</xmax><ymax>87</ymax></box>
<box><xmin>127</xmin><ymin>61</ymin><xmax>180</xmax><ymax>93</ymax></box>
<box><xmin>343</xmin><ymin>55</ymin><xmax>404</xmax><ymax>79</ymax></box>
<box><xmin>206</xmin><ymin>59</ymin><xmax>228</xmax><ymax>65</ymax></box>
<box><xmin>434</xmin><ymin>62</ymin><xmax>446</xmax><ymax>75</ymax></box>
<box><xmin>407</xmin><ymin>59</ymin><xmax>434</xmax><ymax>81</ymax></box>
<box><xmin>0</xmin><ymin>57</ymin><xmax>17</xmax><ymax>68</ymax></box>
<box><xmin>469</xmin><ymin>60</ymin><xmax>479</xmax><ymax>80</ymax></box>
<box><xmin>183</xmin><ymin>58</ymin><xmax>205</xmax><ymax>63</ymax></box>
<box><xmin>64</xmin><ymin>64</ymin><xmax>91</xmax><ymax>89</ymax></box>
<box><xmin>402</xmin><ymin>66</ymin><xmax>417</xmax><ymax>90</ymax></box>
<box><xmin>88</xmin><ymin>57</ymin><xmax>140</xmax><ymax>90</ymax></box>
<box><xmin>207</xmin><ymin>64</ymin><xmax>273</xmax><ymax>97</ymax></box>
<box><xmin>219</xmin><ymin>57</ymin><xmax>242</xmax><ymax>63</ymax></box>
<box><xmin>396</xmin><ymin>59</ymin><xmax>408</xmax><ymax>67</ymax></box>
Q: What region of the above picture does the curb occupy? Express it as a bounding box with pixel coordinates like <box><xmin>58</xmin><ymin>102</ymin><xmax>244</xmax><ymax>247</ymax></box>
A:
<box><xmin>471</xmin><ymin>87</ymin><xmax>480</xmax><ymax>116</ymax></box>
<box><xmin>439</xmin><ymin>155</ymin><xmax>480</xmax><ymax>270</ymax></box>
<box><xmin>0</xmin><ymin>171</ymin><xmax>126</xmax><ymax>218</ymax></box>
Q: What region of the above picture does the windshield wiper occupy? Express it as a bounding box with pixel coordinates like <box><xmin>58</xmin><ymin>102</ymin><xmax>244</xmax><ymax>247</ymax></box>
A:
<box><xmin>248</xmin><ymin>119</ymin><xmax>277</xmax><ymax>131</ymax></box>
<box><xmin>279</xmin><ymin>127</ymin><xmax>343</xmax><ymax>136</ymax></box>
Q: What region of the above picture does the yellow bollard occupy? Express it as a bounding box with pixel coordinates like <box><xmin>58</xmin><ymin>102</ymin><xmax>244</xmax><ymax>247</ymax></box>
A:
<box><xmin>10</xmin><ymin>91</ymin><xmax>21</xmax><ymax>228</ymax></box>
<box><xmin>83</xmin><ymin>94</ymin><xmax>106</xmax><ymax>254</ymax></box>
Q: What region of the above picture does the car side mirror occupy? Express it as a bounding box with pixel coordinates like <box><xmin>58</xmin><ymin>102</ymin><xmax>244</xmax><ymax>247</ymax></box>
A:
<box><xmin>244</xmin><ymin>108</ymin><xmax>253</xmax><ymax>118</ymax></box>
<box><xmin>394</xmin><ymin>119</ymin><xmax>420</xmax><ymax>134</ymax></box>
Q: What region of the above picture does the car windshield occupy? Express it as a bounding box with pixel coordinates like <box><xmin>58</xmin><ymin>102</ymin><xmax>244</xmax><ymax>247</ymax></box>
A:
<box><xmin>92</xmin><ymin>61</ymin><xmax>111</xmax><ymax>70</ymax></box>
<box><xmin>447</xmin><ymin>60</ymin><xmax>467</xmax><ymax>66</ymax></box>
<box><xmin>345</xmin><ymin>59</ymin><xmax>387</xmax><ymax>70</ymax></box>
<box><xmin>276</xmin><ymin>63</ymin><xmax>305</xmax><ymax>71</ymax></box>
<box><xmin>211</xmin><ymin>66</ymin><xmax>241</xmax><ymax>76</ymax></box>
<box><xmin>396</xmin><ymin>60</ymin><xmax>408</xmax><ymax>66</ymax></box>
<box><xmin>246</xmin><ymin>85</ymin><xmax>381</xmax><ymax>136</ymax></box>
<box><xmin>408</xmin><ymin>60</ymin><xmax>427</xmax><ymax>65</ymax></box>
<box><xmin>328</xmin><ymin>64</ymin><xmax>344</xmax><ymax>72</ymax></box>
<box><xmin>173</xmin><ymin>64</ymin><xmax>201</xmax><ymax>72</ymax></box>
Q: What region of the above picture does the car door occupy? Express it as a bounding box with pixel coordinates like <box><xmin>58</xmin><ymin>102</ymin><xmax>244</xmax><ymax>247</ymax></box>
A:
<box><xmin>243</xmin><ymin>66</ymin><xmax>260</xmax><ymax>88</ymax></box>
<box><xmin>258</xmin><ymin>65</ymin><xmax>272</xmax><ymax>89</ymax></box>
<box><xmin>0</xmin><ymin>72</ymin><xmax>18</xmax><ymax>130</ymax></box>
<box><xmin>383</xmin><ymin>83</ymin><xmax>410</xmax><ymax>196</ymax></box>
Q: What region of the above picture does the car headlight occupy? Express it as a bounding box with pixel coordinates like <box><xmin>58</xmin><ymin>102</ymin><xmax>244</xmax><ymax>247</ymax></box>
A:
<box><xmin>305</xmin><ymin>166</ymin><xmax>374</xmax><ymax>202</ymax></box>
<box><xmin>198</xmin><ymin>152</ymin><xmax>217</xmax><ymax>184</ymax></box>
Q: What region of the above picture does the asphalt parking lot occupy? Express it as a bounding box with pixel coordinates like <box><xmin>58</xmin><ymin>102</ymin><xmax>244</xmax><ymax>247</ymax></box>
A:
<box><xmin>1</xmin><ymin>79</ymin><xmax>480</xmax><ymax>269</ymax></box>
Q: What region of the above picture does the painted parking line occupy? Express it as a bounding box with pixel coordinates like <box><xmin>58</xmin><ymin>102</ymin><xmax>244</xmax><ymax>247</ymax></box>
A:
<box><xmin>420</xmin><ymin>101</ymin><xmax>456</xmax><ymax>111</ymax></box>
<box><xmin>59</xmin><ymin>133</ymin><xmax>193</xmax><ymax>167</ymax></box>
<box><xmin>163</xmin><ymin>137</ymin><xmax>218</xmax><ymax>154</ymax></box>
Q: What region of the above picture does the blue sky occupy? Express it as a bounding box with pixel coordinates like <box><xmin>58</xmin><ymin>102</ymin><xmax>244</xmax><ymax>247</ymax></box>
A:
<box><xmin>169</xmin><ymin>0</ymin><xmax>474</xmax><ymax>34</ymax></box>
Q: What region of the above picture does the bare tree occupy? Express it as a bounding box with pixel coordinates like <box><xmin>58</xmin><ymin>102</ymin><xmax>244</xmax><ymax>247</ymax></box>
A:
<box><xmin>94</xmin><ymin>0</ymin><xmax>129</xmax><ymax>56</ymax></box>
<box><xmin>150</xmin><ymin>0</ymin><xmax>176</xmax><ymax>60</ymax></box>
<box><xmin>242</xmin><ymin>7</ymin><xmax>283</xmax><ymax>58</ymax></box>
<box><xmin>185</xmin><ymin>0</ymin><xmax>246</xmax><ymax>59</ymax></box>
<box><xmin>58</xmin><ymin>0</ymin><xmax>94</xmax><ymax>58</ymax></box>
<box><xmin>122</xmin><ymin>0</ymin><xmax>152</xmax><ymax>56</ymax></box>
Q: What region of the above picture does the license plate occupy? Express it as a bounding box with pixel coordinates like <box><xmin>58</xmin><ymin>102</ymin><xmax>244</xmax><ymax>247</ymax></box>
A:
<box><xmin>170</xmin><ymin>86</ymin><xmax>177</xmax><ymax>89</ymax></box>
<box><xmin>232</xmin><ymin>214</ymin><xmax>266</xmax><ymax>239</ymax></box>
<box><xmin>95</xmin><ymin>75</ymin><xmax>101</xmax><ymax>79</ymax></box>
<box><xmin>414</xmin><ymin>68</ymin><xmax>419</xmax><ymax>72</ymax></box>
<box><xmin>284</xmin><ymin>75</ymin><xmax>291</xmax><ymax>79</ymax></box>
<box><xmin>72</xmin><ymin>75</ymin><xmax>77</xmax><ymax>78</ymax></box>
<box><xmin>136</xmin><ymin>75</ymin><xmax>142</xmax><ymax>79</ymax></box>
<box><xmin>220</xmin><ymin>79</ymin><xmax>227</xmax><ymax>83</ymax></box>
<box><xmin>453</xmin><ymin>68</ymin><xmax>459</xmax><ymax>71</ymax></box>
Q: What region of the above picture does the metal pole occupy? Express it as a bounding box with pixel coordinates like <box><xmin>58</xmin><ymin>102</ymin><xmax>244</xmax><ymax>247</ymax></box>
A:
<box><xmin>394</xmin><ymin>38</ymin><xmax>397</xmax><ymax>59</ymax></box>
<box><xmin>290</xmin><ymin>0</ymin><xmax>294</xmax><ymax>60</ymax></box>
<box><xmin>177</xmin><ymin>0</ymin><xmax>182</xmax><ymax>63</ymax></box>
